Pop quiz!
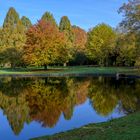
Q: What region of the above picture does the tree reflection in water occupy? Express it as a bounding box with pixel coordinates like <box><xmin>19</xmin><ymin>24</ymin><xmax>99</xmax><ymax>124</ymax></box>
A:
<box><xmin>0</xmin><ymin>76</ymin><xmax>139</xmax><ymax>135</ymax></box>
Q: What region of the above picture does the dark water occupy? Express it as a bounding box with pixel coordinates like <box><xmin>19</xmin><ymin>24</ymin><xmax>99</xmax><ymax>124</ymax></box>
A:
<box><xmin>0</xmin><ymin>76</ymin><xmax>139</xmax><ymax>140</ymax></box>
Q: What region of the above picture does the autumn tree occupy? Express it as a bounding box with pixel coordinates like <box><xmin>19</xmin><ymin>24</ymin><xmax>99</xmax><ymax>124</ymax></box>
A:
<box><xmin>119</xmin><ymin>0</ymin><xmax>140</xmax><ymax>66</ymax></box>
<box><xmin>0</xmin><ymin>77</ymin><xmax>31</xmax><ymax>135</ymax></box>
<box><xmin>72</xmin><ymin>26</ymin><xmax>87</xmax><ymax>65</ymax></box>
<box><xmin>21</xmin><ymin>16</ymin><xmax>32</xmax><ymax>29</ymax></box>
<box><xmin>88</xmin><ymin>77</ymin><xmax>140</xmax><ymax>115</ymax></box>
<box><xmin>59</xmin><ymin>16</ymin><xmax>74</xmax><ymax>66</ymax></box>
<box><xmin>72</xmin><ymin>26</ymin><xmax>87</xmax><ymax>52</ymax></box>
<box><xmin>0</xmin><ymin>7</ymin><xmax>26</xmax><ymax>68</ymax></box>
<box><xmin>119</xmin><ymin>0</ymin><xmax>140</xmax><ymax>32</ymax></box>
<box><xmin>41</xmin><ymin>11</ymin><xmax>57</xmax><ymax>26</ymax></box>
<box><xmin>3</xmin><ymin>7</ymin><xmax>19</xmax><ymax>28</ymax></box>
<box><xmin>135</xmin><ymin>32</ymin><xmax>140</xmax><ymax>66</ymax></box>
<box><xmin>115</xmin><ymin>33</ymin><xmax>137</xmax><ymax>66</ymax></box>
<box><xmin>0</xmin><ymin>28</ymin><xmax>3</xmax><ymax>64</ymax></box>
<box><xmin>23</xmin><ymin>20</ymin><xmax>67</xmax><ymax>69</ymax></box>
<box><xmin>86</xmin><ymin>23</ymin><xmax>116</xmax><ymax>66</ymax></box>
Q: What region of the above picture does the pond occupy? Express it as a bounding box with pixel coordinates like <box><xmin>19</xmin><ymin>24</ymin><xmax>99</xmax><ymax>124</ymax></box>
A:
<box><xmin>0</xmin><ymin>76</ymin><xmax>139</xmax><ymax>140</ymax></box>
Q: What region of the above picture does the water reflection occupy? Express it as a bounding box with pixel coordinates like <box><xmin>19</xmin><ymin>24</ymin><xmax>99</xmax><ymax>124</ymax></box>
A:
<box><xmin>0</xmin><ymin>77</ymin><xmax>139</xmax><ymax>136</ymax></box>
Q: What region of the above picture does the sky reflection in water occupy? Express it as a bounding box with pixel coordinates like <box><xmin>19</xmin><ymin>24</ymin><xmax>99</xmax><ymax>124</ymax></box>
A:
<box><xmin>0</xmin><ymin>76</ymin><xmax>139</xmax><ymax>140</ymax></box>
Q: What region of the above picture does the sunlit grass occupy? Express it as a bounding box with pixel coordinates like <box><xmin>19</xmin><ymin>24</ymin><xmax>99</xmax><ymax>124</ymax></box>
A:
<box><xmin>31</xmin><ymin>111</ymin><xmax>140</xmax><ymax>140</ymax></box>
<box><xmin>0</xmin><ymin>66</ymin><xmax>139</xmax><ymax>76</ymax></box>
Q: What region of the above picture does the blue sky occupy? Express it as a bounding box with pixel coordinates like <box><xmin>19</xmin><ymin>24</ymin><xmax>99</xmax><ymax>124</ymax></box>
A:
<box><xmin>0</xmin><ymin>0</ymin><xmax>128</xmax><ymax>30</ymax></box>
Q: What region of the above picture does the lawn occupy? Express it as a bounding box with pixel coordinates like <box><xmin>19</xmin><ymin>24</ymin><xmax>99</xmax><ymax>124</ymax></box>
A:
<box><xmin>0</xmin><ymin>66</ymin><xmax>139</xmax><ymax>77</ymax></box>
<box><xmin>31</xmin><ymin>111</ymin><xmax>140</xmax><ymax>140</ymax></box>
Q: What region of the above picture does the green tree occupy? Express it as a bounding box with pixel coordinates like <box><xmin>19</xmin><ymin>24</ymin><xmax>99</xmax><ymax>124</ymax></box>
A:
<box><xmin>0</xmin><ymin>7</ymin><xmax>26</xmax><ymax>68</ymax></box>
<box><xmin>119</xmin><ymin>0</ymin><xmax>140</xmax><ymax>32</ymax></box>
<box><xmin>59</xmin><ymin>16</ymin><xmax>73</xmax><ymax>41</ymax></box>
<box><xmin>116</xmin><ymin>33</ymin><xmax>137</xmax><ymax>66</ymax></box>
<box><xmin>3</xmin><ymin>7</ymin><xmax>19</xmax><ymax>28</ymax></box>
<box><xmin>59</xmin><ymin>16</ymin><xmax>71</xmax><ymax>31</ymax></box>
<box><xmin>59</xmin><ymin>16</ymin><xmax>74</xmax><ymax>66</ymax></box>
<box><xmin>0</xmin><ymin>28</ymin><xmax>3</xmax><ymax>65</ymax></box>
<box><xmin>86</xmin><ymin>23</ymin><xmax>116</xmax><ymax>66</ymax></box>
<box><xmin>21</xmin><ymin>16</ymin><xmax>32</xmax><ymax>29</ymax></box>
<box><xmin>0</xmin><ymin>47</ymin><xmax>24</xmax><ymax>68</ymax></box>
<box><xmin>41</xmin><ymin>11</ymin><xmax>57</xmax><ymax>26</ymax></box>
<box><xmin>135</xmin><ymin>32</ymin><xmax>140</xmax><ymax>66</ymax></box>
<box><xmin>118</xmin><ymin>0</ymin><xmax>140</xmax><ymax>66</ymax></box>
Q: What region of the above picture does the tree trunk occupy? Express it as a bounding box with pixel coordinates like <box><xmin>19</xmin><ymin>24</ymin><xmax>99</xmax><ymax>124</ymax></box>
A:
<box><xmin>44</xmin><ymin>64</ymin><xmax>47</xmax><ymax>70</ymax></box>
<box><xmin>44</xmin><ymin>77</ymin><xmax>48</xmax><ymax>85</ymax></box>
<box><xmin>63</xmin><ymin>63</ymin><xmax>67</xmax><ymax>67</ymax></box>
<box><xmin>11</xmin><ymin>63</ymin><xmax>15</xmax><ymax>69</ymax></box>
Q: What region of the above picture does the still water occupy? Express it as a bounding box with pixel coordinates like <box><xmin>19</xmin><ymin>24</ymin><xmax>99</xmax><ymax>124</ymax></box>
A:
<box><xmin>0</xmin><ymin>76</ymin><xmax>139</xmax><ymax>140</ymax></box>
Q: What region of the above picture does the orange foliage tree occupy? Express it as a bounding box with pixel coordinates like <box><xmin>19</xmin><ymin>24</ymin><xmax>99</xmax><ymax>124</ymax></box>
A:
<box><xmin>72</xmin><ymin>26</ymin><xmax>87</xmax><ymax>65</ymax></box>
<box><xmin>72</xmin><ymin>26</ymin><xmax>87</xmax><ymax>52</ymax></box>
<box><xmin>23</xmin><ymin>20</ymin><xmax>67</xmax><ymax>69</ymax></box>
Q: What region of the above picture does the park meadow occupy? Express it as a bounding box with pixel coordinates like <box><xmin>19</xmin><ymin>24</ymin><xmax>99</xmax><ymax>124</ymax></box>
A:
<box><xmin>0</xmin><ymin>0</ymin><xmax>140</xmax><ymax>140</ymax></box>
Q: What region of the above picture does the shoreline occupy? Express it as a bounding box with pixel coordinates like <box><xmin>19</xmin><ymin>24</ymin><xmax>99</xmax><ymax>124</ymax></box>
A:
<box><xmin>0</xmin><ymin>73</ymin><xmax>140</xmax><ymax>78</ymax></box>
<box><xmin>31</xmin><ymin>111</ymin><xmax>140</xmax><ymax>140</ymax></box>
<box><xmin>0</xmin><ymin>66</ymin><xmax>139</xmax><ymax>78</ymax></box>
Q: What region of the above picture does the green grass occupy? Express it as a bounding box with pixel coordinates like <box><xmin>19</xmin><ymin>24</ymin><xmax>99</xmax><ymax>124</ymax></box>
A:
<box><xmin>0</xmin><ymin>66</ymin><xmax>139</xmax><ymax>76</ymax></box>
<box><xmin>31</xmin><ymin>112</ymin><xmax>140</xmax><ymax>140</ymax></box>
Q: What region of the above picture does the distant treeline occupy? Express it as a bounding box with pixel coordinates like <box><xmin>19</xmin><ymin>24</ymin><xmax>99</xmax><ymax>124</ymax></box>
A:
<box><xmin>0</xmin><ymin>0</ymin><xmax>140</xmax><ymax>68</ymax></box>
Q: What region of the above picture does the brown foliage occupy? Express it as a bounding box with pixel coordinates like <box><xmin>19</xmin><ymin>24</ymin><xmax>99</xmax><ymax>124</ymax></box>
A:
<box><xmin>72</xmin><ymin>26</ymin><xmax>87</xmax><ymax>52</ymax></box>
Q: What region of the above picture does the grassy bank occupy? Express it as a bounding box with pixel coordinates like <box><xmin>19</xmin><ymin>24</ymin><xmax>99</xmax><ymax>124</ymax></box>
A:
<box><xmin>0</xmin><ymin>66</ymin><xmax>139</xmax><ymax>77</ymax></box>
<box><xmin>32</xmin><ymin>112</ymin><xmax>140</xmax><ymax>140</ymax></box>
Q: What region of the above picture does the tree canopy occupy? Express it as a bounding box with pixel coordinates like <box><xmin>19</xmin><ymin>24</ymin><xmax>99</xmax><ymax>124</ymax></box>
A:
<box><xmin>41</xmin><ymin>11</ymin><xmax>57</xmax><ymax>26</ymax></box>
<box><xmin>86</xmin><ymin>23</ymin><xmax>116</xmax><ymax>66</ymax></box>
<box><xmin>21</xmin><ymin>16</ymin><xmax>32</xmax><ymax>29</ymax></box>
<box><xmin>118</xmin><ymin>0</ymin><xmax>140</xmax><ymax>66</ymax></box>
<box><xmin>119</xmin><ymin>0</ymin><xmax>140</xmax><ymax>32</ymax></box>
<box><xmin>23</xmin><ymin>20</ymin><xmax>66</xmax><ymax>68</ymax></box>
<box><xmin>0</xmin><ymin>7</ymin><xmax>26</xmax><ymax>67</ymax></box>
<box><xmin>3</xmin><ymin>7</ymin><xmax>19</xmax><ymax>28</ymax></box>
<box><xmin>0</xmin><ymin>3</ymin><xmax>140</xmax><ymax>67</ymax></box>
<box><xmin>59</xmin><ymin>16</ymin><xmax>74</xmax><ymax>66</ymax></box>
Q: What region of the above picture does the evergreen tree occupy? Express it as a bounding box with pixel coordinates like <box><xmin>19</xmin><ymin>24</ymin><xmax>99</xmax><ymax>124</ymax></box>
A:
<box><xmin>0</xmin><ymin>7</ymin><xmax>26</xmax><ymax>68</ymax></box>
<box><xmin>41</xmin><ymin>11</ymin><xmax>57</xmax><ymax>26</ymax></box>
<box><xmin>21</xmin><ymin>16</ymin><xmax>32</xmax><ymax>29</ymax></box>
<box><xmin>59</xmin><ymin>16</ymin><xmax>74</xmax><ymax>42</ymax></box>
<box><xmin>3</xmin><ymin>7</ymin><xmax>19</xmax><ymax>28</ymax></box>
<box><xmin>59</xmin><ymin>16</ymin><xmax>74</xmax><ymax>66</ymax></box>
<box><xmin>59</xmin><ymin>16</ymin><xmax>71</xmax><ymax>31</ymax></box>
